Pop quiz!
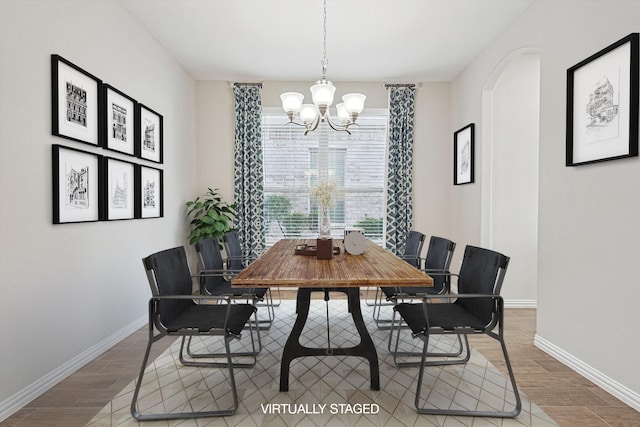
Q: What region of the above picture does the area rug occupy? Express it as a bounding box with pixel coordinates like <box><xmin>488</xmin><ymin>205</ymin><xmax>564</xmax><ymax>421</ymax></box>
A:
<box><xmin>86</xmin><ymin>298</ymin><xmax>557</xmax><ymax>426</ymax></box>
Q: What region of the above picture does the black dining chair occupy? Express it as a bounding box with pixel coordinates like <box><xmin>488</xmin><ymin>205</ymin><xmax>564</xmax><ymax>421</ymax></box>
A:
<box><xmin>222</xmin><ymin>230</ymin><xmax>246</xmax><ymax>271</ymax></box>
<box><xmin>385</xmin><ymin>236</ymin><xmax>461</xmax><ymax>357</ymax></box>
<box><xmin>131</xmin><ymin>246</ymin><xmax>258</xmax><ymax>420</ymax></box>
<box><xmin>390</xmin><ymin>245</ymin><xmax>521</xmax><ymax>417</ymax></box>
<box><xmin>224</xmin><ymin>230</ymin><xmax>279</xmax><ymax>323</ymax></box>
<box><xmin>371</xmin><ymin>230</ymin><xmax>426</xmax><ymax>327</ymax></box>
<box><xmin>196</xmin><ymin>236</ymin><xmax>273</xmax><ymax>330</ymax></box>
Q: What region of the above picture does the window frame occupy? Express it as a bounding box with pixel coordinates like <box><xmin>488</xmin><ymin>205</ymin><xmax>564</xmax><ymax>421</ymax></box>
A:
<box><xmin>261</xmin><ymin>107</ymin><xmax>389</xmax><ymax>246</ymax></box>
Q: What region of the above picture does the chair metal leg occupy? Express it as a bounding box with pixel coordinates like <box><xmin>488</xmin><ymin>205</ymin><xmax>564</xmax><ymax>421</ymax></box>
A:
<box><xmin>388</xmin><ymin>309</ymin><xmax>465</xmax><ymax>366</ymax></box>
<box><xmin>130</xmin><ymin>328</ymin><xmax>161</xmax><ymax>420</ymax></box>
<box><xmin>364</xmin><ymin>286</ymin><xmax>378</xmax><ymax>306</ymax></box>
<box><xmin>182</xmin><ymin>310</ymin><xmax>261</xmax><ymax>367</ymax></box>
<box><xmin>253</xmin><ymin>290</ymin><xmax>276</xmax><ymax>330</ymax></box>
<box><xmin>371</xmin><ymin>288</ymin><xmax>381</xmax><ymax>315</ymax></box>
<box><xmin>269</xmin><ymin>287</ymin><xmax>282</xmax><ymax>306</ymax></box>
<box><xmin>413</xmin><ymin>332</ymin><xmax>521</xmax><ymax>418</ymax></box>
<box><xmin>371</xmin><ymin>288</ymin><xmax>396</xmax><ymax>329</ymax></box>
<box><xmin>131</xmin><ymin>328</ymin><xmax>238</xmax><ymax>419</ymax></box>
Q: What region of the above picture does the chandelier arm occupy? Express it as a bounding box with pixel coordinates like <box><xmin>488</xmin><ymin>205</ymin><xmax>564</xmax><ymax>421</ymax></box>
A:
<box><xmin>285</xmin><ymin>121</ymin><xmax>308</xmax><ymax>128</ymax></box>
<box><xmin>325</xmin><ymin>116</ymin><xmax>352</xmax><ymax>135</ymax></box>
<box><xmin>304</xmin><ymin>115</ymin><xmax>322</xmax><ymax>136</ymax></box>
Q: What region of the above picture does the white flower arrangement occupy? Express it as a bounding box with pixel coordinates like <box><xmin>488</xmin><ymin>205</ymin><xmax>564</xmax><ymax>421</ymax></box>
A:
<box><xmin>310</xmin><ymin>179</ymin><xmax>341</xmax><ymax>212</ymax></box>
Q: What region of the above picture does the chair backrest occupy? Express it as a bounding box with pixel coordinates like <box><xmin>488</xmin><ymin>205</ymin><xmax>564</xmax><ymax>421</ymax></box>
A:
<box><xmin>142</xmin><ymin>246</ymin><xmax>193</xmax><ymax>325</ymax></box>
<box><xmin>424</xmin><ymin>236</ymin><xmax>456</xmax><ymax>293</ymax></box>
<box><xmin>457</xmin><ymin>245</ymin><xmax>510</xmax><ymax>325</ymax></box>
<box><xmin>223</xmin><ymin>230</ymin><xmax>244</xmax><ymax>271</ymax></box>
<box><xmin>194</xmin><ymin>237</ymin><xmax>226</xmax><ymax>294</ymax></box>
<box><xmin>403</xmin><ymin>230</ymin><xmax>426</xmax><ymax>268</ymax></box>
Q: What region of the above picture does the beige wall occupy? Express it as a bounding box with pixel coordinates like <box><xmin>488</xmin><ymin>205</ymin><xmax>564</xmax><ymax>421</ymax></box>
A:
<box><xmin>0</xmin><ymin>0</ymin><xmax>197</xmax><ymax>412</ymax></box>
<box><xmin>195</xmin><ymin>81</ymin><xmax>236</xmax><ymax>202</ymax></box>
<box><xmin>450</xmin><ymin>0</ymin><xmax>640</xmax><ymax>406</ymax></box>
<box><xmin>413</xmin><ymin>83</ymin><xmax>452</xmax><ymax>238</ymax></box>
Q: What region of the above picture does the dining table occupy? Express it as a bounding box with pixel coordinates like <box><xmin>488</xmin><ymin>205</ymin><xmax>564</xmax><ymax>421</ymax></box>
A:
<box><xmin>231</xmin><ymin>238</ymin><xmax>433</xmax><ymax>392</ymax></box>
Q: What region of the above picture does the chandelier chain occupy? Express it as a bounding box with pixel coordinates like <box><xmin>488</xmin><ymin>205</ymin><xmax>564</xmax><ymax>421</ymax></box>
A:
<box><xmin>321</xmin><ymin>0</ymin><xmax>328</xmax><ymax>78</ymax></box>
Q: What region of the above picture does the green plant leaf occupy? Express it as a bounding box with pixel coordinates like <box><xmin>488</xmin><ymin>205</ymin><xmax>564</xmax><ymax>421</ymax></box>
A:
<box><xmin>201</xmin><ymin>215</ymin><xmax>215</xmax><ymax>225</ymax></box>
<box><xmin>185</xmin><ymin>188</ymin><xmax>236</xmax><ymax>244</ymax></box>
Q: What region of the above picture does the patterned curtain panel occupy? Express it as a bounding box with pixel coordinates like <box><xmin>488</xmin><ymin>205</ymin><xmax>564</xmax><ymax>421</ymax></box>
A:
<box><xmin>233</xmin><ymin>83</ymin><xmax>265</xmax><ymax>259</ymax></box>
<box><xmin>386</xmin><ymin>85</ymin><xmax>416</xmax><ymax>254</ymax></box>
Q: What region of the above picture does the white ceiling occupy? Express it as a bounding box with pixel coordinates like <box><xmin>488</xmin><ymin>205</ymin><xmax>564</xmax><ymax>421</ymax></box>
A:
<box><xmin>117</xmin><ymin>0</ymin><xmax>532</xmax><ymax>82</ymax></box>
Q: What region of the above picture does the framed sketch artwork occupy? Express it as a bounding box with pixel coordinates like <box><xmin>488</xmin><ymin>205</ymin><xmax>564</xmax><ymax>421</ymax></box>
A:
<box><xmin>135</xmin><ymin>165</ymin><xmax>163</xmax><ymax>219</ymax></box>
<box><xmin>103</xmin><ymin>157</ymin><xmax>136</xmax><ymax>220</ymax></box>
<box><xmin>51</xmin><ymin>55</ymin><xmax>101</xmax><ymax>146</ymax></box>
<box><xmin>136</xmin><ymin>104</ymin><xmax>163</xmax><ymax>163</ymax></box>
<box><xmin>566</xmin><ymin>33</ymin><xmax>639</xmax><ymax>166</ymax></box>
<box><xmin>454</xmin><ymin>123</ymin><xmax>475</xmax><ymax>185</ymax></box>
<box><xmin>102</xmin><ymin>84</ymin><xmax>136</xmax><ymax>156</ymax></box>
<box><xmin>52</xmin><ymin>145</ymin><xmax>102</xmax><ymax>224</ymax></box>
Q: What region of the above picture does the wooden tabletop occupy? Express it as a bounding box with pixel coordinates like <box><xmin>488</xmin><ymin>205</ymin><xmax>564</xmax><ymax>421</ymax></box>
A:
<box><xmin>232</xmin><ymin>238</ymin><xmax>433</xmax><ymax>288</ymax></box>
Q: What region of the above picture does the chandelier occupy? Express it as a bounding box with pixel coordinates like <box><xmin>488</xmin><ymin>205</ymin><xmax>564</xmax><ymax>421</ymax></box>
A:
<box><xmin>280</xmin><ymin>0</ymin><xmax>366</xmax><ymax>135</ymax></box>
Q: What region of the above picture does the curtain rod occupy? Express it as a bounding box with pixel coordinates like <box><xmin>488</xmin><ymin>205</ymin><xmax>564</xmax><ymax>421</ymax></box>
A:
<box><xmin>231</xmin><ymin>82</ymin><xmax>263</xmax><ymax>87</ymax></box>
<box><xmin>384</xmin><ymin>83</ymin><xmax>416</xmax><ymax>88</ymax></box>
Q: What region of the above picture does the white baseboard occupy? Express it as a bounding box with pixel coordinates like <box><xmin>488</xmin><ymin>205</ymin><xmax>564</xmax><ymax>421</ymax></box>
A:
<box><xmin>534</xmin><ymin>334</ymin><xmax>640</xmax><ymax>412</ymax></box>
<box><xmin>0</xmin><ymin>315</ymin><xmax>147</xmax><ymax>422</ymax></box>
<box><xmin>504</xmin><ymin>299</ymin><xmax>537</xmax><ymax>308</ymax></box>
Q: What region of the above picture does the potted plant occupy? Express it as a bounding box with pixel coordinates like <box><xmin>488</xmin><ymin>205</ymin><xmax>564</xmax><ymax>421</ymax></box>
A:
<box><xmin>185</xmin><ymin>188</ymin><xmax>237</xmax><ymax>245</ymax></box>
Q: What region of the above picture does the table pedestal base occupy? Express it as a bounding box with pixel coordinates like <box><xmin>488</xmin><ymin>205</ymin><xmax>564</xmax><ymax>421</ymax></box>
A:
<box><xmin>279</xmin><ymin>287</ymin><xmax>380</xmax><ymax>392</ymax></box>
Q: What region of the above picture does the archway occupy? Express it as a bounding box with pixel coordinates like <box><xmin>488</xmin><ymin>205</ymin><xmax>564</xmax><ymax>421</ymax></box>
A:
<box><xmin>481</xmin><ymin>48</ymin><xmax>540</xmax><ymax>306</ymax></box>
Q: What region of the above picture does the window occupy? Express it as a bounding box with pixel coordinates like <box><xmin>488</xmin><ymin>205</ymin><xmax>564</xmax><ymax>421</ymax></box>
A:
<box><xmin>262</xmin><ymin>108</ymin><xmax>388</xmax><ymax>246</ymax></box>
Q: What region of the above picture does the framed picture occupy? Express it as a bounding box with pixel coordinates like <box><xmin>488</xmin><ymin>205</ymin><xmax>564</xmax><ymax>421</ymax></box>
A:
<box><xmin>52</xmin><ymin>144</ymin><xmax>102</xmax><ymax>224</ymax></box>
<box><xmin>51</xmin><ymin>55</ymin><xmax>101</xmax><ymax>146</ymax></box>
<box><xmin>454</xmin><ymin>123</ymin><xmax>474</xmax><ymax>185</ymax></box>
<box><xmin>102</xmin><ymin>84</ymin><xmax>136</xmax><ymax>156</ymax></box>
<box><xmin>135</xmin><ymin>165</ymin><xmax>163</xmax><ymax>219</ymax></box>
<box><xmin>103</xmin><ymin>157</ymin><xmax>136</xmax><ymax>220</ymax></box>
<box><xmin>136</xmin><ymin>104</ymin><xmax>163</xmax><ymax>163</ymax></box>
<box><xmin>566</xmin><ymin>33</ymin><xmax>639</xmax><ymax>166</ymax></box>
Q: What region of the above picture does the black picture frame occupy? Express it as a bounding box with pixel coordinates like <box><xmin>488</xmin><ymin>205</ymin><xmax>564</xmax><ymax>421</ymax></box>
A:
<box><xmin>102</xmin><ymin>84</ymin><xmax>137</xmax><ymax>156</ymax></box>
<box><xmin>135</xmin><ymin>165</ymin><xmax>164</xmax><ymax>219</ymax></box>
<box><xmin>51</xmin><ymin>55</ymin><xmax>101</xmax><ymax>146</ymax></box>
<box><xmin>136</xmin><ymin>104</ymin><xmax>163</xmax><ymax>163</ymax></box>
<box><xmin>52</xmin><ymin>144</ymin><xmax>103</xmax><ymax>224</ymax></box>
<box><xmin>454</xmin><ymin>123</ymin><xmax>474</xmax><ymax>185</ymax></box>
<box><xmin>102</xmin><ymin>157</ymin><xmax>136</xmax><ymax>221</ymax></box>
<box><xmin>566</xmin><ymin>33</ymin><xmax>639</xmax><ymax>166</ymax></box>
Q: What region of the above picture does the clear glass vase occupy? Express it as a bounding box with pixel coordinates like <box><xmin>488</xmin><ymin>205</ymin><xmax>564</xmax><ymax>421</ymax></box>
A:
<box><xmin>319</xmin><ymin>208</ymin><xmax>331</xmax><ymax>237</ymax></box>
